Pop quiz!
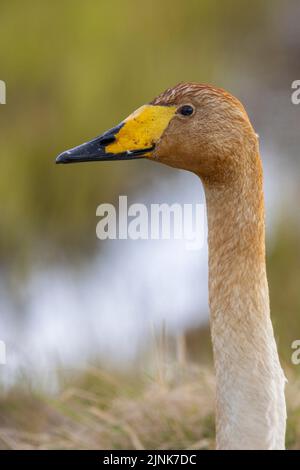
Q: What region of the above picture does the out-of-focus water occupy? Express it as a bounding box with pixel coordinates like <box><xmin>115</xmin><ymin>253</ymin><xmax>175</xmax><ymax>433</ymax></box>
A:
<box><xmin>0</xmin><ymin>149</ymin><xmax>296</xmax><ymax>387</ymax></box>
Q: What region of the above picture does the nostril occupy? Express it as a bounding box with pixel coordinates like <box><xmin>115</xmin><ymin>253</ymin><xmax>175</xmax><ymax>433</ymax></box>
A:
<box><xmin>99</xmin><ymin>135</ymin><xmax>116</xmax><ymax>146</ymax></box>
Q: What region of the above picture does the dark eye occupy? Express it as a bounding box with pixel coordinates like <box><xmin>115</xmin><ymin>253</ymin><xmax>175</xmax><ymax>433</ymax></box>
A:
<box><xmin>178</xmin><ymin>105</ymin><xmax>194</xmax><ymax>116</ymax></box>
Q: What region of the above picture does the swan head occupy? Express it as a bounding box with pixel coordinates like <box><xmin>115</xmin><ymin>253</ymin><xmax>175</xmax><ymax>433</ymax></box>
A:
<box><xmin>56</xmin><ymin>82</ymin><xmax>258</xmax><ymax>182</ymax></box>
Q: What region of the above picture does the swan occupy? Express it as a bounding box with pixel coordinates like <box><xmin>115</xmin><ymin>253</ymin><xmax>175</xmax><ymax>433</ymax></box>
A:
<box><xmin>56</xmin><ymin>82</ymin><xmax>287</xmax><ymax>450</ymax></box>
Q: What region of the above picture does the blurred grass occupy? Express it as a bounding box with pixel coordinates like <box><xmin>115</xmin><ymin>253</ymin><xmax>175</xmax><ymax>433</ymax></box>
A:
<box><xmin>0</xmin><ymin>363</ymin><xmax>300</xmax><ymax>450</ymax></box>
<box><xmin>0</xmin><ymin>364</ymin><xmax>216</xmax><ymax>450</ymax></box>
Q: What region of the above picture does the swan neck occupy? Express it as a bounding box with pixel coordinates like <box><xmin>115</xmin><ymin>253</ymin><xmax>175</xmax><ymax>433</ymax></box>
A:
<box><xmin>202</xmin><ymin>154</ymin><xmax>286</xmax><ymax>450</ymax></box>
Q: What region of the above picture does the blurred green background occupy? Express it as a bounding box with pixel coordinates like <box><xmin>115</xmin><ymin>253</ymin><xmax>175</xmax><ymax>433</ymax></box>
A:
<box><xmin>0</xmin><ymin>0</ymin><xmax>300</xmax><ymax>449</ymax></box>
<box><xmin>0</xmin><ymin>0</ymin><xmax>297</xmax><ymax>260</ymax></box>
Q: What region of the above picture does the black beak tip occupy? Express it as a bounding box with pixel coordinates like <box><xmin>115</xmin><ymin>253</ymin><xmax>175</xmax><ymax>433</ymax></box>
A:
<box><xmin>56</xmin><ymin>151</ymin><xmax>70</xmax><ymax>164</ymax></box>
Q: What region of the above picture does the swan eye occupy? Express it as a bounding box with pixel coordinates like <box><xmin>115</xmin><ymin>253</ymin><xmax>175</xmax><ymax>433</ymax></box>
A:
<box><xmin>178</xmin><ymin>105</ymin><xmax>194</xmax><ymax>116</ymax></box>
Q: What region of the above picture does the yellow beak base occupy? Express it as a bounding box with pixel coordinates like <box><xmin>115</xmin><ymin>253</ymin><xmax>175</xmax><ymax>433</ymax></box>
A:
<box><xmin>105</xmin><ymin>105</ymin><xmax>176</xmax><ymax>156</ymax></box>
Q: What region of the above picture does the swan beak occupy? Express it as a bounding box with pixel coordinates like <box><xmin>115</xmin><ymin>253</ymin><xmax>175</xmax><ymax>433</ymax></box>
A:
<box><xmin>56</xmin><ymin>104</ymin><xmax>176</xmax><ymax>164</ymax></box>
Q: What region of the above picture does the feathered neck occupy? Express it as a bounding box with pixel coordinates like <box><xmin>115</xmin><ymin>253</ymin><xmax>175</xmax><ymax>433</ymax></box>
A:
<box><xmin>201</xmin><ymin>153</ymin><xmax>286</xmax><ymax>450</ymax></box>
